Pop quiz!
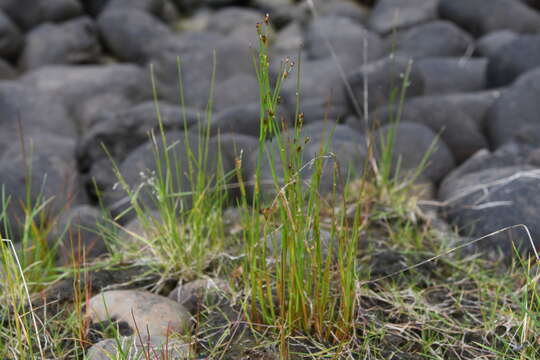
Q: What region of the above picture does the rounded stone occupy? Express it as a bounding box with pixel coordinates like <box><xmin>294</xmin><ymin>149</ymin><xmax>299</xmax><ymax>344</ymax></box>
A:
<box><xmin>86</xmin><ymin>290</ymin><xmax>192</xmax><ymax>338</ymax></box>
<box><xmin>87</xmin><ymin>335</ymin><xmax>191</xmax><ymax>360</ymax></box>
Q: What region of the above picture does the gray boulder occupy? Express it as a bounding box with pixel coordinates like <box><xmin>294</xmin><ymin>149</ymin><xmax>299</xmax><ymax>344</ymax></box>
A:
<box><xmin>80</xmin><ymin>0</ymin><xmax>165</xmax><ymax>17</ymax></box>
<box><xmin>103</xmin><ymin>131</ymin><xmax>251</xmax><ymax>218</ymax></box>
<box><xmin>439</xmin><ymin>165</ymin><xmax>540</xmax><ymax>259</ymax></box>
<box><xmin>20</xmin><ymin>16</ymin><xmax>101</xmax><ymax>70</ymax></box>
<box><xmin>20</xmin><ymin>64</ymin><xmax>152</xmax><ymax>132</ymax></box>
<box><xmin>50</xmin><ymin>205</ymin><xmax>108</xmax><ymax>265</ymax></box>
<box><xmin>304</xmin><ymin>16</ymin><xmax>385</xmax><ymax>68</ymax></box>
<box><xmin>438</xmin><ymin>0</ymin><xmax>540</xmax><ymax>36</ymax></box>
<box><xmin>206</xmin><ymin>6</ymin><xmax>263</xmax><ymax>35</ymax></box>
<box><xmin>77</xmin><ymin>101</ymin><xmax>200</xmax><ymax>201</ymax></box>
<box><xmin>475</xmin><ymin>30</ymin><xmax>519</xmax><ymax>58</ymax></box>
<box><xmin>368</xmin><ymin>0</ymin><xmax>439</xmax><ymax>34</ymax></box>
<box><xmin>369</xmin><ymin>97</ymin><xmax>487</xmax><ymax>163</ymax></box>
<box><xmin>485</xmin><ymin>68</ymin><xmax>540</xmax><ymax>148</ymax></box>
<box><xmin>281</xmin><ymin>58</ymin><xmax>350</xmax><ymax>121</ymax></box>
<box><xmin>0</xmin><ymin>82</ymin><xmax>76</xmax><ymax>154</ymax></box>
<box><xmin>442</xmin><ymin>142</ymin><xmax>533</xmax><ymax>186</ymax></box>
<box><xmin>0</xmin><ymin>57</ymin><xmax>15</xmax><ymax>78</ymax></box>
<box><xmin>486</xmin><ymin>34</ymin><xmax>540</xmax><ymax>88</ymax></box>
<box><xmin>347</xmin><ymin>55</ymin><xmax>425</xmax><ymax>114</ymax></box>
<box><xmin>0</xmin><ymin>0</ymin><xmax>82</xmax><ymax>30</ymax></box>
<box><xmin>211</xmin><ymin>73</ymin><xmax>260</xmax><ymax>113</ymax></box>
<box><xmin>416</xmin><ymin>57</ymin><xmax>487</xmax><ymax>95</ymax></box>
<box><xmin>394</xmin><ymin>21</ymin><xmax>474</xmax><ymax>59</ymax></box>
<box><xmin>253</xmin><ymin>122</ymin><xmax>368</xmax><ymax>201</ymax></box>
<box><xmin>0</xmin><ymin>9</ymin><xmax>22</xmax><ymax>59</ymax></box>
<box><xmin>173</xmin><ymin>0</ymin><xmax>249</xmax><ymax>12</ymax></box>
<box><xmin>98</xmin><ymin>9</ymin><xmax>172</xmax><ymax>64</ymax></box>
<box><xmin>374</xmin><ymin>122</ymin><xmax>455</xmax><ymax>183</ymax></box>
<box><xmin>210</xmin><ymin>102</ymin><xmax>291</xmax><ymax>138</ymax></box>
<box><xmin>0</xmin><ymin>148</ymin><xmax>84</xmax><ymax>242</ymax></box>
<box><xmin>150</xmin><ymin>32</ymin><xmax>252</xmax><ymax>109</ymax></box>
<box><xmin>104</xmin><ymin>0</ymin><xmax>166</xmax><ymax>15</ymax></box>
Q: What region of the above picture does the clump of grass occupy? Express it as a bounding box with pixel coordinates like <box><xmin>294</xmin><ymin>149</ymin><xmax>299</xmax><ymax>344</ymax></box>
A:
<box><xmin>237</xmin><ymin>16</ymin><xmax>362</xmax><ymax>357</ymax></box>
<box><xmin>101</xmin><ymin>59</ymin><xmax>230</xmax><ymax>284</ymax></box>
<box><xmin>0</xmin><ymin>186</ymin><xmax>89</xmax><ymax>359</ymax></box>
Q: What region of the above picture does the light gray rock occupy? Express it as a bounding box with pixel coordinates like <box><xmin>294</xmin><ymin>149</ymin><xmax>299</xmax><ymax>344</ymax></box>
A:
<box><xmin>368</xmin><ymin>0</ymin><xmax>439</xmax><ymax>34</ymax></box>
<box><xmin>86</xmin><ymin>290</ymin><xmax>192</xmax><ymax>338</ymax></box>
<box><xmin>87</xmin><ymin>335</ymin><xmax>191</xmax><ymax>360</ymax></box>
<box><xmin>168</xmin><ymin>278</ymin><xmax>230</xmax><ymax>313</ymax></box>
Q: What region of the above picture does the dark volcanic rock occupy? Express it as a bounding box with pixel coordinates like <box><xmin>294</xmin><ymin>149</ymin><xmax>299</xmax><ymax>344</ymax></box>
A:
<box><xmin>314</xmin><ymin>1</ymin><xmax>369</xmax><ymax>23</ymax></box>
<box><xmin>77</xmin><ymin>101</ymin><xmax>200</xmax><ymax>201</ymax></box>
<box><xmin>0</xmin><ymin>58</ymin><xmax>16</xmax><ymax>79</ymax></box>
<box><xmin>98</xmin><ymin>9</ymin><xmax>172</xmax><ymax>64</ymax></box>
<box><xmin>0</xmin><ymin>133</ymin><xmax>76</xmax><ymax>167</ymax></box>
<box><xmin>150</xmin><ymin>32</ymin><xmax>252</xmax><ymax>109</ymax></box>
<box><xmin>374</xmin><ymin>122</ymin><xmax>455</xmax><ymax>183</ymax></box>
<box><xmin>485</xmin><ymin>68</ymin><xmax>540</xmax><ymax>149</ymax></box>
<box><xmin>416</xmin><ymin>57</ymin><xmax>487</xmax><ymax>95</ymax></box>
<box><xmin>394</xmin><ymin>21</ymin><xmax>474</xmax><ymax>59</ymax></box>
<box><xmin>20</xmin><ymin>17</ymin><xmax>101</xmax><ymax>70</ymax></box>
<box><xmin>253</xmin><ymin>122</ymin><xmax>368</xmax><ymax>201</ymax></box>
<box><xmin>104</xmin><ymin>0</ymin><xmax>166</xmax><ymax>15</ymax></box>
<box><xmin>0</xmin><ymin>82</ymin><xmax>76</xmax><ymax>154</ymax></box>
<box><xmin>102</xmin><ymin>131</ymin><xmax>249</xmax><ymax>218</ymax></box>
<box><xmin>438</xmin><ymin>0</ymin><xmax>540</xmax><ymax>36</ymax></box>
<box><xmin>212</xmin><ymin>73</ymin><xmax>260</xmax><ymax>113</ymax></box>
<box><xmin>347</xmin><ymin>55</ymin><xmax>425</xmax><ymax>114</ymax></box>
<box><xmin>368</xmin><ymin>0</ymin><xmax>439</xmax><ymax>34</ymax></box>
<box><xmin>281</xmin><ymin>58</ymin><xmax>350</xmax><ymax>122</ymax></box>
<box><xmin>397</xmin><ymin>91</ymin><xmax>501</xmax><ymax>129</ymax></box>
<box><xmin>304</xmin><ymin>16</ymin><xmax>385</xmax><ymax>66</ymax></box>
<box><xmin>206</xmin><ymin>6</ymin><xmax>262</xmax><ymax>35</ymax></box>
<box><xmin>486</xmin><ymin>34</ymin><xmax>540</xmax><ymax>88</ymax></box>
<box><xmin>439</xmin><ymin>165</ymin><xmax>540</xmax><ymax>259</ymax></box>
<box><xmin>173</xmin><ymin>0</ymin><xmax>249</xmax><ymax>12</ymax></box>
<box><xmin>442</xmin><ymin>142</ymin><xmax>532</xmax><ymax>185</ymax></box>
<box><xmin>210</xmin><ymin>102</ymin><xmax>291</xmax><ymax>138</ymax></box>
<box><xmin>0</xmin><ymin>9</ymin><xmax>22</xmax><ymax>60</ymax></box>
<box><xmin>79</xmin><ymin>0</ymin><xmax>109</xmax><ymax>16</ymax></box>
<box><xmin>369</xmin><ymin>96</ymin><xmax>488</xmax><ymax>163</ymax></box>
<box><xmin>475</xmin><ymin>30</ymin><xmax>519</xmax><ymax>58</ymax></box>
<box><xmin>51</xmin><ymin>205</ymin><xmax>109</xmax><ymax>265</ymax></box>
<box><xmin>0</xmin><ymin>149</ymin><xmax>84</xmax><ymax>242</ymax></box>
<box><xmin>81</xmin><ymin>0</ymin><xmax>167</xmax><ymax>17</ymax></box>
<box><xmin>79</xmin><ymin>101</ymin><xmax>199</xmax><ymax>171</ymax></box>
<box><xmin>0</xmin><ymin>0</ymin><xmax>83</xmax><ymax>30</ymax></box>
<box><xmin>20</xmin><ymin>64</ymin><xmax>152</xmax><ymax>132</ymax></box>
